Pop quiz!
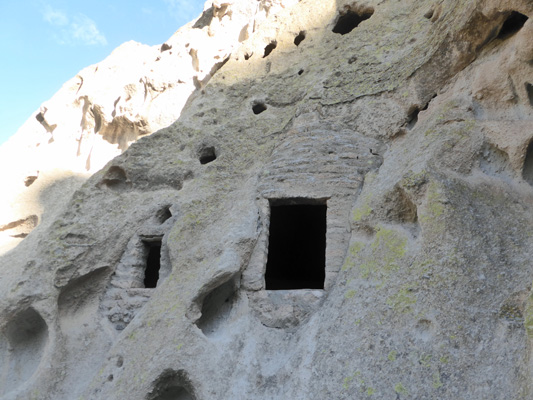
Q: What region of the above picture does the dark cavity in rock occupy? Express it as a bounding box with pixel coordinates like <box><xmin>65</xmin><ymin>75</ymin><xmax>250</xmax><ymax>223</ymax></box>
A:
<box><xmin>143</xmin><ymin>239</ymin><xmax>162</xmax><ymax>288</ymax></box>
<box><xmin>100</xmin><ymin>166</ymin><xmax>129</xmax><ymax>190</ymax></box>
<box><xmin>497</xmin><ymin>11</ymin><xmax>528</xmax><ymax>40</ymax></box>
<box><xmin>526</xmin><ymin>82</ymin><xmax>533</xmax><ymax>107</ymax></box>
<box><xmin>294</xmin><ymin>31</ymin><xmax>306</xmax><ymax>46</ymax></box>
<box><xmin>522</xmin><ymin>140</ymin><xmax>533</xmax><ymax>186</ymax></box>
<box><xmin>332</xmin><ymin>8</ymin><xmax>374</xmax><ymax>35</ymax></box>
<box><xmin>24</xmin><ymin>174</ymin><xmax>38</xmax><ymax>187</ymax></box>
<box><xmin>265</xmin><ymin>201</ymin><xmax>326</xmax><ymax>290</ymax></box>
<box><xmin>252</xmin><ymin>102</ymin><xmax>267</xmax><ymax>115</ymax></box>
<box><xmin>157</xmin><ymin>206</ymin><xmax>172</xmax><ymax>223</ymax></box>
<box><xmin>199</xmin><ymin>146</ymin><xmax>217</xmax><ymax>164</ymax></box>
<box><xmin>263</xmin><ymin>40</ymin><xmax>277</xmax><ymax>57</ymax></box>
<box><xmin>147</xmin><ymin>370</ymin><xmax>196</xmax><ymax>400</ymax></box>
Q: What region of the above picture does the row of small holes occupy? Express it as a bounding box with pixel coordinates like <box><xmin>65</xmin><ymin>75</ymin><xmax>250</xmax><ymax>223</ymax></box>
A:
<box><xmin>251</xmin><ymin>9</ymin><xmax>375</xmax><ymax>114</ymax></box>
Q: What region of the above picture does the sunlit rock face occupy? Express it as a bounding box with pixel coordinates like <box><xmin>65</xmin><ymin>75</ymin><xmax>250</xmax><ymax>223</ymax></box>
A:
<box><xmin>1</xmin><ymin>0</ymin><xmax>533</xmax><ymax>399</ymax></box>
<box><xmin>0</xmin><ymin>0</ymin><xmax>290</xmax><ymax>254</ymax></box>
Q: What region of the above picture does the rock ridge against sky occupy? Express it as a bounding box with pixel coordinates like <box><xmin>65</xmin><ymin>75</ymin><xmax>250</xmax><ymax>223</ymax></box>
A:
<box><xmin>0</xmin><ymin>0</ymin><xmax>207</xmax><ymax>146</ymax></box>
<box><xmin>1</xmin><ymin>0</ymin><xmax>533</xmax><ymax>399</ymax></box>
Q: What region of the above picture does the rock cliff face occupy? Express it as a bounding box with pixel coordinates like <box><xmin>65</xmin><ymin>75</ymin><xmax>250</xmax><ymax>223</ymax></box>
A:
<box><xmin>1</xmin><ymin>0</ymin><xmax>533</xmax><ymax>399</ymax></box>
<box><xmin>0</xmin><ymin>0</ymin><xmax>289</xmax><ymax>254</ymax></box>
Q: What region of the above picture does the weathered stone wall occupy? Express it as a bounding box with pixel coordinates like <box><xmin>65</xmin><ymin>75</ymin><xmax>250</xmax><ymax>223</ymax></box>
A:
<box><xmin>1</xmin><ymin>0</ymin><xmax>533</xmax><ymax>399</ymax></box>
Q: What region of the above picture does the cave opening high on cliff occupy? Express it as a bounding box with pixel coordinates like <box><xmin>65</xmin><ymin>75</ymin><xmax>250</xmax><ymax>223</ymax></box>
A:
<box><xmin>265</xmin><ymin>201</ymin><xmax>326</xmax><ymax>290</ymax></box>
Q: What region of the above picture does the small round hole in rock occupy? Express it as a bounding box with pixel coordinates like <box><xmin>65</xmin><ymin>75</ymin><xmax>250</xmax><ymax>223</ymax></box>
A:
<box><xmin>424</xmin><ymin>9</ymin><xmax>434</xmax><ymax>19</ymax></box>
<box><xmin>263</xmin><ymin>40</ymin><xmax>277</xmax><ymax>58</ymax></box>
<box><xmin>332</xmin><ymin>8</ymin><xmax>374</xmax><ymax>35</ymax></box>
<box><xmin>199</xmin><ymin>146</ymin><xmax>217</xmax><ymax>164</ymax></box>
<box><xmin>294</xmin><ymin>31</ymin><xmax>306</xmax><ymax>46</ymax></box>
<box><xmin>252</xmin><ymin>102</ymin><xmax>267</xmax><ymax>115</ymax></box>
<box><xmin>298</xmin><ymin>69</ymin><xmax>304</xmax><ymax>75</ymax></box>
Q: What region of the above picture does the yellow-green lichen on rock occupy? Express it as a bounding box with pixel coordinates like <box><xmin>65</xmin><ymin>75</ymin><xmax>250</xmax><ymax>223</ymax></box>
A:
<box><xmin>3</xmin><ymin>0</ymin><xmax>533</xmax><ymax>399</ymax></box>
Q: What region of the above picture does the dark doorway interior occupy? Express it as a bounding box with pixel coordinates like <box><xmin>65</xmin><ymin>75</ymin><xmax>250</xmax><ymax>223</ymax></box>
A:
<box><xmin>265</xmin><ymin>202</ymin><xmax>326</xmax><ymax>290</ymax></box>
<box><xmin>144</xmin><ymin>241</ymin><xmax>162</xmax><ymax>288</ymax></box>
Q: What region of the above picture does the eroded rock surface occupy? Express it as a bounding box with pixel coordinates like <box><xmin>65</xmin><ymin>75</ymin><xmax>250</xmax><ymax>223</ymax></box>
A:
<box><xmin>0</xmin><ymin>0</ymin><xmax>290</xmax><ymax>254</ymax></box>
<box><xmin>1</xmin><ymin>0</ymin><xmax>533</xmax><ymax>399</ymax></box>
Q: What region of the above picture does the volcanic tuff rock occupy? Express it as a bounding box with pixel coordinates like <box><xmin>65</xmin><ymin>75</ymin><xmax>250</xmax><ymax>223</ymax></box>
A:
<box><xmin>1</xmin><ymin>0</ymin><xmax>533</xmax><ymax>399</ymax></box>
<box><xmin>0</xmin><ymin>0</ymin><xmax>291</xmax><ymax>254</ymax></box>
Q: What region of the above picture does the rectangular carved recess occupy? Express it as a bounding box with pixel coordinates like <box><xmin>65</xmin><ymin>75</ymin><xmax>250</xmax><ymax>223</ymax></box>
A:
<box><xmin>143</xmin><ymin>238</ymin><xmax>162</xmax><ymax>288</ymax></box>
<box><xmin>265</xmin><ymin>199</ymin><xmax>326</xmax><ymax>290</ymax></box>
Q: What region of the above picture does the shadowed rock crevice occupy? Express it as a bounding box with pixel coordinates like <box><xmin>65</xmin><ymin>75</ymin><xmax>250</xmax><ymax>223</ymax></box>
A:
<box><xmin>405</xmin><ymin>96</ymin><xmax>434</xmax><ymax>130</ymax></box>
<box><xmin>406</xmin><ymin>106</ymin><xmax>421</xmax><ymax>130</ymax></box>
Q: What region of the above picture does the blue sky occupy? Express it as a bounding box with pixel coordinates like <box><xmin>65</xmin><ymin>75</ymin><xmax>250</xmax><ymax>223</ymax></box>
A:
<box><xmin>0</xmin><ymin>0</ymin><xmax>206</xmax><ymax>145</ymax></box>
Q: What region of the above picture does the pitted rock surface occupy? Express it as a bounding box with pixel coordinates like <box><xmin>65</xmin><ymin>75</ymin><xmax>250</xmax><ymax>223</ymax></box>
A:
<box><xmin>1</xmin><ymin>1</ymin><xmax>533</xmax><ymax>399</ymax></box>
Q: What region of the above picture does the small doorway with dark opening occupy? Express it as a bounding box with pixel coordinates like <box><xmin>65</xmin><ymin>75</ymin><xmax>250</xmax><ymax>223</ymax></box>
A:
<box><xmin>143</xmin><ymin>238</ymin><xmax>162</xmax><ymax>288</ymax></box>
<box><xmin>265</xmin><ymin>199</ymin><xmax>327</xmax><ymax>290</ymax></box>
